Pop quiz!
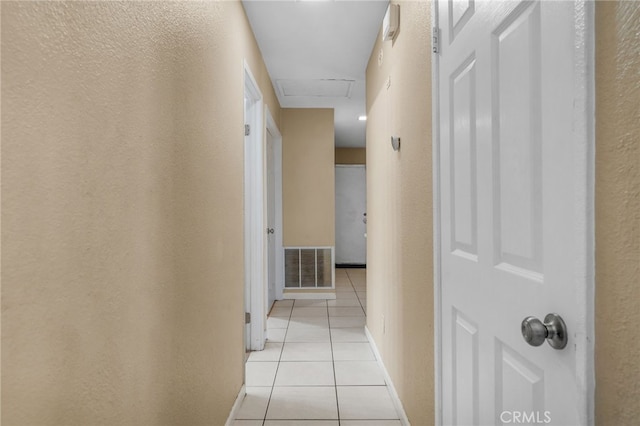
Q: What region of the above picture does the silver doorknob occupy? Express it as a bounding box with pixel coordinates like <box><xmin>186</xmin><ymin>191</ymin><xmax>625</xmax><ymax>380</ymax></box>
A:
<box><xmin>521</xmin><ymin>313</ymin><xmax>568</xmax><ymax>350</ymax></box>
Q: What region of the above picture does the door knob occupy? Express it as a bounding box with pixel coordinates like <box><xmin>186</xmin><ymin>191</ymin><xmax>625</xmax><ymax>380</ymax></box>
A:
<box><xmin>521</xmin><ymin>313</ymin><xmax>568</xmax><ymax>350</ymax></box>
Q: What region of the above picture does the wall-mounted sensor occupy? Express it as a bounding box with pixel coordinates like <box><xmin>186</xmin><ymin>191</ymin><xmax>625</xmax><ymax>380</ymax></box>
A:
<box><xmin>382</xmin><ymin>4</ymin><xmax>399</xmax><ymax>42</ymax></box>
<box><xmin>391</xmin><ymin>136</ymin><xmax>400</xmax><ymax>151</ymax></box>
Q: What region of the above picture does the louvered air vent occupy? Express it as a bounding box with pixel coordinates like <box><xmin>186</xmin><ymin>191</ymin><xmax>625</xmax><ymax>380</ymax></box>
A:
<box><xmin>284</xmin><ymin>247</ymin><xmax>334</xmax><ymax>288</ymax></box>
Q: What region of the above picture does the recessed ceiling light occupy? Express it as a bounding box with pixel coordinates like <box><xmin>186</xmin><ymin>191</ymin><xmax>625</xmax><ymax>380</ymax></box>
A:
<box><xmin>358</xmin><ymin>115</ymin><xmax>367</xmax><ymax>121</ymax></box>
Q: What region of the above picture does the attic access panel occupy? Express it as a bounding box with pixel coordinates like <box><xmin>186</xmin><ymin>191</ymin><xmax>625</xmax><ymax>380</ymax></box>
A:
<box><xmin>277</xmin><ymin>79</ymin><xmax>355</xmax><ymax>98</ymax></box>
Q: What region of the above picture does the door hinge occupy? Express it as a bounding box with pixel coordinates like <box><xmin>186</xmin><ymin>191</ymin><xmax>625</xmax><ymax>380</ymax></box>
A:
<box><xmin>245</xmin><ymin>312</ymin><xmax>251</xmax><ymax>324</ymax></box>
<box><xmin>432</xmin><ymin>27</ymin><xmax>440</xmax><ymax>54</ymax></box>
<box><xmin>245</xmin><ymin>124</ymin><xmax>251</xmax><ymax>136</ymax></box>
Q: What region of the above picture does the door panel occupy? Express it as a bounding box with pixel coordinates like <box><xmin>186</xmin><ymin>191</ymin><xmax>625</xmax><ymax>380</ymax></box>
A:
<box><xmin>450</xmin><ymin>53</ymin><xmax>478</xmax><ymax>259</ymax></box>
<box><xmin>438</xmin><ymin>1</ymin><xmax>592</xmax><ymax>424</ymax></box>
<box><xmin>452</xmin><ymin>308</ymin><xmax>479</xmax><ymax>425</ymax></box>
<box><xmin>492</xmin><ymin>1</ymin><xmax>543</xmax><ymax>276</ymax></box>
<box><xmin>495</xmin><ymin>341</ymin><xmax>545</xmax><ymax>422</ymax></box>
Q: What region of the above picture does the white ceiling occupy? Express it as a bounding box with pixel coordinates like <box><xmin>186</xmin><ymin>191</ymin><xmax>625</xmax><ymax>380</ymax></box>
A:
<box><xmin>242</xmin><ymin>0</ymin><xmax>389</xmax><ymax>148</ymax></box>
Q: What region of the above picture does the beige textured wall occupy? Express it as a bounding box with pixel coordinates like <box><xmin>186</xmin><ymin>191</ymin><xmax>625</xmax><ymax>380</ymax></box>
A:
<box><xmin>365</xmin><ymin>2</ymin><xmax>434</xmax><ymax>424</ymax></box>
<box><xmin>1</xmin><ymin>1</ymin><xmax>279</xmax><ymax>425</ymax></box>
<box><xmin>335</xmin><ymin>148</ymin><xmax>366</xmax><ymax>165</ymax></box>
<box><xmin>595</xmin><ymin>1</ymin><xmax>640</xmax><ymax>424</ymax></box>
<box><xmin>281</xmin><ymin>108</ymin><xmax>335</xmax><ymax>247</ymax></box>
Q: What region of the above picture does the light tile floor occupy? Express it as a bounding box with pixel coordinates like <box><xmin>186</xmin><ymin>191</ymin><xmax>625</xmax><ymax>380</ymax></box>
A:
<box><xmin>232</xmin><ymin>269</ymin><xmax>402</xmax><ymax>426</ymax></box>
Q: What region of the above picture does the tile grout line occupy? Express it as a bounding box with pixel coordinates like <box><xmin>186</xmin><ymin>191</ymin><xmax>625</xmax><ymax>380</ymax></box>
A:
<box><xmin>346</xmin><ymin>269</ymin><xmax>366</xmax><ymax>315</ymax></box>
<box><xmin>340</xmin><ymin>269</ymin><xmax>369</xmax><ymax>425</ymax></box>
<box><xmin>260</xmin><ymin>300</ymin><xmax>293</xmax><ymax>425</ymax></box>
<box><xmin>327</xmin><ymin>295</ymin><xmax>341</xmax><ymax>424</ymax></box>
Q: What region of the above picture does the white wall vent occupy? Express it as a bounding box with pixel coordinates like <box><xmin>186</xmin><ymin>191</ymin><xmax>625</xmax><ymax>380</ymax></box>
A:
<box><xmin>284</xmin><ymin>247</ymin><xmax>334</xmax><ymax>288</ymax></box>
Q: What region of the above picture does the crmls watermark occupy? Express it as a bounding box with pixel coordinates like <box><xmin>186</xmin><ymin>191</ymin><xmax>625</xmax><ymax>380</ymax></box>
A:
<box><xmin>500</xmin><ymin>411</ymin><xmax>552</xmax><ymax>424</ymax></box>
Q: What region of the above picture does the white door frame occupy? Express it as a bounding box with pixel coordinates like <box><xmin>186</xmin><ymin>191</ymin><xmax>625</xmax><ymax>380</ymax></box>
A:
<box><xmin>265</xmin><ymin>106</ymin><xmax>285</xmax><ymax>302</ymax></box>
<box><xmin>431</xmin><ymin>1</ymin><xmax>595</xmax><ymax>424</ymax></box>
<box><xmin>431</xmin><ymin>3</ymin><xmax>443</xmax><ymax>425</ymax></box>
<box><xmin>244</xmin><ymin>61</ymin><xmax>265</xmax><ymax>351</ymax></box>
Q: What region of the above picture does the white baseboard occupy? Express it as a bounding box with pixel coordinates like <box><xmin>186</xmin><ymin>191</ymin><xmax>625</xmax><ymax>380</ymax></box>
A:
<box><xmin>283</xmin><ymin>292</ymin><xmax>336</xmax><ymax>300</ymax></box>
<box><xmin>224</xmin><ymin>384</ymin><xmax>246</xmax><ymax>426</ymax></box>
<box><xmin>365</xmin><ymin>326</ymin><xmax>411</xmax><ymax>426</ymax></box>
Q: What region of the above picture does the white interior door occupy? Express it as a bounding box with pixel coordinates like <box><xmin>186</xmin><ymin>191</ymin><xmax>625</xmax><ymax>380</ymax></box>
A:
<box><xmin>437</xmin><ymin>1</ymin><xmax>593</xmax><ymax>424</ymax></box>
<box><xmin>265</xmin><ymin>107</ymin><xmax>284</xmax><ymax>303</ymax></box>
<box><xmin>266</xmin><ymin>130</ymin><xmax>276</xmax><ymax>312</ymax></box>
<box><xmin>243</xmin><ymin>94</ymin><xmax>251</xmax><ymax>353</ymax></box>
<box><xmin>335</xmin><ymin>165</ymin><xmax>367</xmax><ymax>265</ymax></box>
<box><xmin>244</xmin><ymin>63</ymin><xmax>265</xmax><ymax>353</ymax></box>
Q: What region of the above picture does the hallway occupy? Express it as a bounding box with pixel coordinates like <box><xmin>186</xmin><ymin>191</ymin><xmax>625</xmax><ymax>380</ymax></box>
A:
<box><xmin>3</xmin><ymin>1</ymin><xmax>638</xmax><ymax>425</ymax></box>
<box><xmin>232</xmin><ymin>269</ymin><xmax>402</xmax><ymax>425</ymax></box>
